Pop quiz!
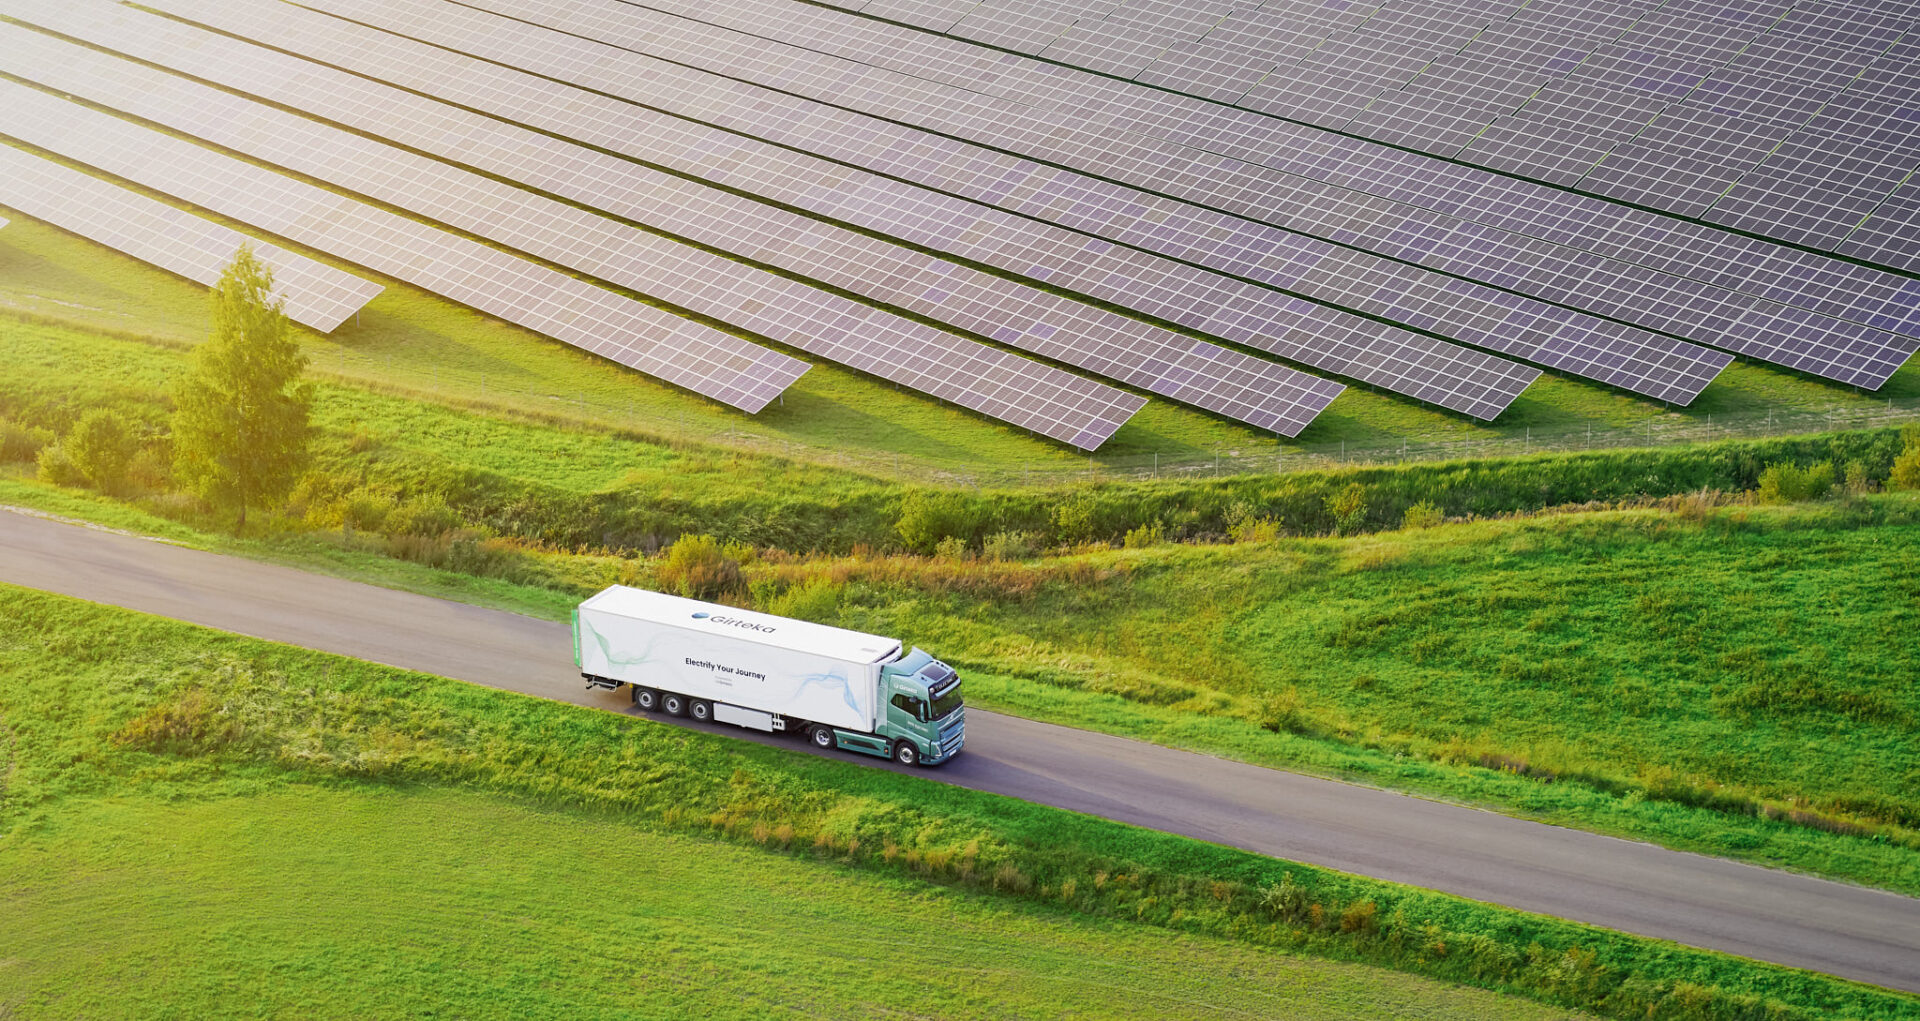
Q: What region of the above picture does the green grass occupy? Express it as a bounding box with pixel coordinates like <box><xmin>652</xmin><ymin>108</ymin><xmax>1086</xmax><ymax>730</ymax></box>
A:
<box><xmin>3</xmin><ymin>585</ymin><xmax>1911</xmax><ymax>1020</ymax></box>
<box><xmin>821</xmin><ymin>498</ymin><xmax>1920</xmax><ymax>887</ymax></box>
<box><xmin>5</xmin><ymin>205</ymin><xmax>1918</xmax><ymax>483</ymax></box>
<box><xmin>0</xmin><ymin>789</ymin><xmax>1580</xmax><ymax>1020</ymax></box>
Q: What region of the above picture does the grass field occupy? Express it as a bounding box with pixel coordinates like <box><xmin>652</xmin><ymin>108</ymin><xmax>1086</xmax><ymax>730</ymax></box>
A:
<box><xmin>3</xmin><ymin>790</ymin><xmax>1587</xmax><ymax>1020</ymax></box>
<box><xmin>4</xmin><ymin>585</ymin><xmax>1911</xmax><ymax>1020</ymax></box>
<box><xmin>5</xmin><ymin>206</ymin><xmax>1918</xmax><ymax>484</ymax></box>
<box><xmin>4</xmin><ymin>466</ymin><xmax>1918</xmax><ymax>896</ymax></box>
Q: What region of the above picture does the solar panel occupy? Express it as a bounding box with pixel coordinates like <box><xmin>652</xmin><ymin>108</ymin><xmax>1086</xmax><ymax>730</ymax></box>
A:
<box><xmin>827</xmin><ymin>0</ymin><xmax>1920</xmax><ymax>264</ymax></box>
<box><xmin>0</xmin><ymin>144</ymin><xmax>382</xmax><ymax>334</ymax></box>
<box><xmin>328</xmin><ymin>0</ymin><xmax>1739</xmax><ymax>404</ymax></box>
<box><xmin>20</xmin><ymin>2</ymin><xmax>1335</xmax><ymax>437</ymax></box>
<box><xmin>0</xmin><ymin>19</ymin><xmax>1140</xmax><ymax>449</ymax></box>
<box><xmin>0</xmin><ymin>84</ymin><xmax>806</xmax><ymax>415</ymax></box>
<box><xmin>471</xmin><ymin>0</ymin><xmax>1915</xmax><ymax>388</ymax></box>
<box><xmin>135</xmin><ymin>0</ymin><xmax>1542</xmax><ymax>421</ymax></box>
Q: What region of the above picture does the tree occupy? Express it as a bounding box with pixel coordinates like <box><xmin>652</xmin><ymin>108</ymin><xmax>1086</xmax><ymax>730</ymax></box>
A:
<box><xmin>66</xmin><ymin>408</ymin><xmax>137</xmax><ymax>494</ymax></box>
<box><xmin>172</xmin><ymin>245</ymin><xmax>313</xmax><ymax>530</ymax></box>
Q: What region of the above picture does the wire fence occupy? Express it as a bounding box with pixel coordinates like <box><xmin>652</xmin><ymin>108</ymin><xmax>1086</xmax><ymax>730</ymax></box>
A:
<box><xmin>310</xmin><ymin>345</ymin><xmax>1920</xmax><ymax>488</ymax></box>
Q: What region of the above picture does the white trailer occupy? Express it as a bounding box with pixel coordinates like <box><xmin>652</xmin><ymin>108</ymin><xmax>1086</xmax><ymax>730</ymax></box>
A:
<box><xmin>574</xmin><ymin>586</ymin><xmax>965</xmax><ymax>766</ymax></box>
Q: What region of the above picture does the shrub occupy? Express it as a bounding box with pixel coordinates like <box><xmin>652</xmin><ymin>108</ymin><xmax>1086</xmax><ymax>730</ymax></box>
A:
<box><xmin>64</xmin><ymin>409</ymin><xmax>138</xmax><ymax>494</ymax></box>
<box><xmin>35</xmin><ymin>443</ymin><xmax>82</xmax><ymax>486</ymax></box>
<box><xmin>341</xmin><ymin>492</ymin><xmax>394</xmax><ymax>532</ymax></box>
<box><xmin>896</xmin><ymin>490</ymin><xmax>980</xmax><ymax>553</ymax></box>
<box><xmin>385</xmin><ymin>494</ymin><xmax>462</xmax><ymax>537</ymax></box>
<box><xmin>1326</xmin><ymin>483</ymin><xmax>1369</xmax><ymax>535</ymax></box>
<box><xmin>1049</xmin><ymin>491</ymin><xmax>1101</xmax><ymax>544</ymax></box>
<box><xmin>1122</xmin><ymin>520</ymin><xmax>1164</xmax><ymax>549</ymax></box>
<box><xmin>933</xmin><ymin>535</ymin><xmax>969</xmax><ymax>561</ymax></box>
<box><xmin>1892</xmin><ymin>426</ymin><xmax>1920</xmax><ymax>491</ymax></box>
<box><xmin>1225</xmin><ymin>501</ymin><xmax>1280</xmax><ymax>543</ymax></box>
<box><xmin>1843</xmin><ymin>459</ymin><xmax>1872</xmax><ymax>495</ymax></box>
<box><xmin>1401</xmin><ymin>500</ymin><xmax>1443</xmax><ymax>529</ymax></box>
<box><xmin>658</xmin><ymin>533</ymin><xmax>742</xmax><ymax>600</ymax></box>
<box><xmin>1756</xmin><ymin>460</ymin><xmax>1835</xmax><ymax>503</ymax></box>
<box><xmin>981</xmin><ymin>530</ymin><xmax>1037</xmax><ymax>561</ymax></box>
<box><xmin>0</xmin><ymin>418</ymin><xmax>55</xmax><ymax>463</ymax></box>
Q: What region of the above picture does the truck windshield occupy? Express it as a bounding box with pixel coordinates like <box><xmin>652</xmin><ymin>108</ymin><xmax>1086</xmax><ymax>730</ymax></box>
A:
<box><xmin>929</xmin><ymin>683</ymin><xmax>963</xmax><ymax>720</ymax></box>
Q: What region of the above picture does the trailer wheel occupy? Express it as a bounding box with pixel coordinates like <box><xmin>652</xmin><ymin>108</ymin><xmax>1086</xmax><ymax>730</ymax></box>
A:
<box><xmin>809</xmin><ymin>726</ymin><xmax>835</xmax><ymax>750</ymax></box>
<box><xmin>892</xmin><ymin>740</ymin><xmax>920</xmax><ymax>767</ymax></box>
<box><xmin>689</xmin><ymin>699</ymin><xmax>712</xmax><ymax>723</ymax></box>
<box><xmin>632</xmin><ymin>687</ymin><xmax>660</xmax><ymax>712</ymax></box>
<box><xmin>661</xmin><ymin>692</ymin><xmax>687</xmax><ymax>717</ymax></box>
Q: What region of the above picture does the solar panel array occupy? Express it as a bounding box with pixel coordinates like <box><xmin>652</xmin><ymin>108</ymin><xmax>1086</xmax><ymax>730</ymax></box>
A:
<box><xmin>484</xmin><ymin>0</ymin><xmax>1920</xmax><ymax>390</ymax></box>
<box><xmin>189</xmin><ymin>0</ymin><xmax>1543</xmax><ymax>419</ymax></box>
<box><xmin>0</xmin><ymin>143</ymin><xmax>382</xmax><ymax>333</ymax></box>
<box><xmin>363</xmin><ymin>0</ymin><xmax>1746</xmax><ymax>402</ymax></box>
<box><xmin>815</xmin><ymin>0</ymin><xmax>1920</xmax><ymax>264</ymax></box>
<box><xmin>0</xmin><ymin>18</ymin><xmax>1144</xmax><ymax>449</ymax></box>
<box><xmin>21</xmin><ymin>2</ymin><xmax>1337</xmax><ymax>437</ymax></box>
<box><xmin>0</xmin><ymin>80</ymin><xmax>808</xmax><ymax>415</ymax></box>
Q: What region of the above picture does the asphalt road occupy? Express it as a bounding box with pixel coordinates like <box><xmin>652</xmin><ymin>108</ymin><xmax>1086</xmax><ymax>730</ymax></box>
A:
<box><xmin>4</xmin><ymin>507</ymin><xmax>1918</xmax><ymax>992</ymax></box>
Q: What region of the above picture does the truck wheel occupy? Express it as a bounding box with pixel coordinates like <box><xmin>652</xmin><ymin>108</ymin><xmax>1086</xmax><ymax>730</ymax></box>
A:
<box><xmin>690</xmin><ymin>699</ymin><xmax>712</xmax><ymax>722</ymax></box>
<box><xmin>809</xmin><ymin>726</ymin><xmax>835</xmax><ymax>750</ymax></box>
<box><xmin>892</xmin><ymin>740</ymin><xmax>920</xmax><ymax>767</ymax></box>
<box><xmin>661</xmin><ymin>692</ymin><xmax>687</xmax><ymax>717</ymax></box>
<box><xmin>633</xmin><ymin>687</ymin><xmax>660</xmax><ymax>712</ymax></box>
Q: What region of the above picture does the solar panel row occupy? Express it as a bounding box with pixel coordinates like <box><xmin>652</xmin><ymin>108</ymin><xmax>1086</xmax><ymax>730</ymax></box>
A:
<box><xmin>581</xmin><ymin>0</ymin><xmax>1920</xmax><ymax>386</ymax></box>
<box><xmin>810</xmin><ymin>0</ymin><xmax>1920</xmax><ymax>268</ymax></box>
<box><xmin>22</xmin><ymin>2</ymin><xmax>1335</xmax><ymax>437</ymax></box>
<box><xmin>144</xmin><ymin>0</ymin><xmax>1537</xmax><ymax>420</ymax></box>
<box><xmin>0</xmin><ymin>18</ymin><xmax>1142</xmax><ymax>450</ymax></box>
<box><xmin>806</xmin><ymin>0</ymin><xmax>1920</xmax><ymax>266</ymax></box>
<box><xmin>0</xmin><ymin>81</ymin><xmax>808</xmax><ymax>415</ymax></box>
<box><xmin>0</xmin><ymin>143</ymin><xmax>383</xmax><ymax>333</ymax></box>
<box><xmin>391</xmin><ymin>0</ymin><xmax>1749</xmax><ymax>402</ymax></box>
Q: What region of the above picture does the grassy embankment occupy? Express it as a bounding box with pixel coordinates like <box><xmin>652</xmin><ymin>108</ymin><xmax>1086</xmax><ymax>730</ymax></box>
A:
<box><xmin>7</xmin><ymin>586</ymin><xmax>1918</xmax><ymax>1020</ymax></box>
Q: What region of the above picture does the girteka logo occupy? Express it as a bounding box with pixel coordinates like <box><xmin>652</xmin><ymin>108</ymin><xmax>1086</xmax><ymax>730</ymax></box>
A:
<box><xmin>693</xmin><ymin>612</ymin><xmax>775</xmax><ymax>633</ymax></box>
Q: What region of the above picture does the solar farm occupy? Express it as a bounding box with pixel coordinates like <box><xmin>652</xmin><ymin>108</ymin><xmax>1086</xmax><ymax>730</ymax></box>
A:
<box><xmin>6</xmin><ymin>3</ymin><xmax>1920</xmax><ymax>1019</ymax></box>
<box><xmin>1</xmin><ymin>0</ymin><xmax>1917</xmax><ymax>456</ymax></box>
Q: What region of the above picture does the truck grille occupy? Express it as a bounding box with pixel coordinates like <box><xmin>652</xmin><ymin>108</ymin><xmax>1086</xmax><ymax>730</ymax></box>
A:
<box><xmin>938</xmin><ymin>709</ymin><xmax>966</xmax><ymax>759</ymax></box>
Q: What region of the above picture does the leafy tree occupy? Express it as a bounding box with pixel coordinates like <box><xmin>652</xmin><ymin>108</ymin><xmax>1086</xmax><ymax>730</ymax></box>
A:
<box><xmin>171</xmin><ymin>246</ymin><xmax>313</xmax><ymax>530</ymax></box>
<box><xmin>66</xmin><ymin>408</ymin><xmax>137</xmax><ymax>494</ymax></box>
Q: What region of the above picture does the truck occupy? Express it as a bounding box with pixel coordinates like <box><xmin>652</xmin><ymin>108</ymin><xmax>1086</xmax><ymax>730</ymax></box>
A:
<box><xmin>573</xmin><ymin>585</ymin><xmax>965</xmax><ymax>766</ymax></box>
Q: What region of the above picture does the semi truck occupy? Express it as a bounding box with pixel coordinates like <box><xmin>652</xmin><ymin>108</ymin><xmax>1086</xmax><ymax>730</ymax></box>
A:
<box><xmin>574</xmin><ymin>585</ymin><xmax>965</xmax><ymax>766</ymax></box>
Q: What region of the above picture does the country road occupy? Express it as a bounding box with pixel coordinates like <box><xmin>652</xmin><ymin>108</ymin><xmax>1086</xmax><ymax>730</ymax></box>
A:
<box><xmin>3</xmin><ymin>507</ymin><xmax>1918</xmax><ymax>992</ymax></box>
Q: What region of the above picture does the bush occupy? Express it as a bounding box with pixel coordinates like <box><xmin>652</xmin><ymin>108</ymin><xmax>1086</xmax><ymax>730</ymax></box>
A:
<box><xmin>1225</xmin><ymin>501</ymin><xmax>1280</xmax><ymax>543</ymax></box>
<box><xmin>1843</xmin><ymin>460</ymin><xmax>1872</xmax><ymax>495</ymax></box>
<box><xmin>1326</xmin><ymin>483</ymin><xmax>1369</xmax><ymax>535</ymax></box>
<box><xmin>658</xmin><ymin>533</ymin><xmax>742</xmax><ymax>600</ymax></box>
<box><xmin>65</xmin><ymin>408</ymin><xmax>138</xmax><ymax>494</ymax></box>
<box><xmin>341</xmin><ymin>492</ymin><xmax>394</xmax><ymax>532</ymax></box>
<box><xmin>933</xmin><ymin>535</ymin><xmax>969</xmax><ymax>561</ymax></box>
<box><xmin>1122</xmin><ymin>520</ymin><xmax>1164</xmax><ymax>549</ymax></box>
<box><xmin>35</xmin><ymin>443</ymin><xmax>82</xmax><ymax>486</ymax></box>
<box><xmin>1402</xmin><ymin>500</ymin><xmax>1443</xmax><ymax>529</ymax></box>
<box><xmin>896</xmin><ymin>491</ymin><xmax>980</xmax><ymax>554</ymax></box>
<box><xmin>981</xmin><ymin>530</ymin><xmax>1037</xmax><ymax>561</ymax></box>
<box><xmin>0</xmin><ymin>418</ymin><xmax>55</xmax><ymax>463</ymax></box>
<box><xmin>1755</xmin><ymin>460</ymin><xmax>1835</xmax><ymax>504</ymax></box>
<box><xmin>385</xmin><ymin>494</ymin><xmax>461</xmax><ymax>537</ymax></box>
<box><xmin>1892</xmin><ymin>426</ymin><xmax>1920</xmax><ymax>491</ymax></box>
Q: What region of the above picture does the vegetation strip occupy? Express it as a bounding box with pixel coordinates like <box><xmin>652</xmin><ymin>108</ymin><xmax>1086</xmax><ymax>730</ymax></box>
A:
<box><xmin>1</xmin><ymin>586</ymin><xmax>1913</xmax><ymax>1020</ymax></box>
